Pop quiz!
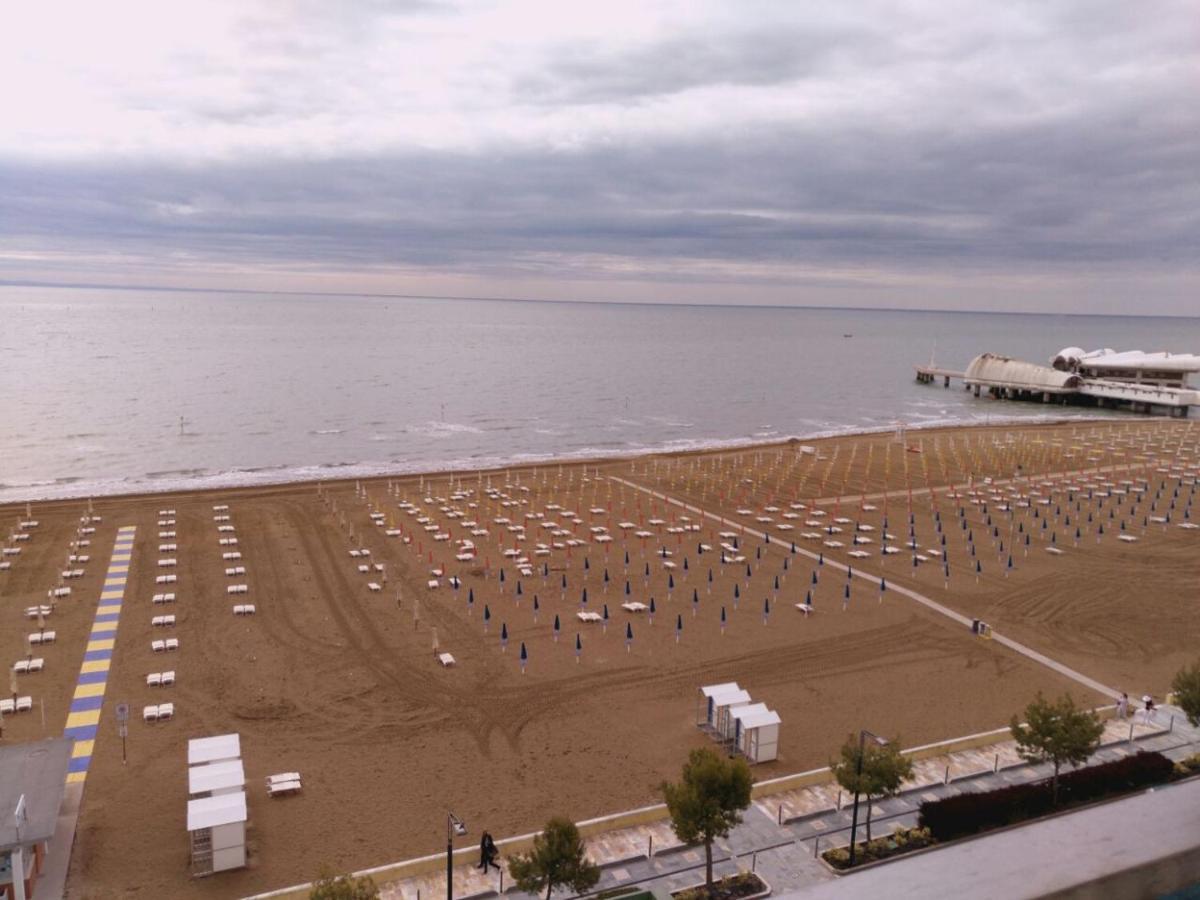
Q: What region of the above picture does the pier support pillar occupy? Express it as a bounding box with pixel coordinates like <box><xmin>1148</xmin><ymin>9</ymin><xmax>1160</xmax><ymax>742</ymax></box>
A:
<box><xmin>944</xmin><ymin>375</ymin><xmax>950</xmax><ymax>388</ymax></box>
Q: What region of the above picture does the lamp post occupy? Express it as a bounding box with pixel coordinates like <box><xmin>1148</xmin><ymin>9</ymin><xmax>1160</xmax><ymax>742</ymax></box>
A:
<box><xmin>847</xmin><ymin>730</ymin><xmax>887</xmax><ymax>867</ymax></box>
<box><xmin>447</xmin><ymin>812</ymin><xmax>466</xmax><ymax>900</ymax></box>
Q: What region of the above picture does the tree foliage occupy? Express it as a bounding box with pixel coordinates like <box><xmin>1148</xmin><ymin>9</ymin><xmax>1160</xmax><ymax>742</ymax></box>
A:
<box><xmin>507</xmin><ymin>817</ymin><xmax>600</xmax><ymax>900</ymax></box>
<box><xmin>831</xmin><ymin>734</ymin><xmax>913</xmax><ymax>843</ymax></box>
<box><xmin>661</xmin><ymin>747</ymin><xmax>753</xmax><ymax>889</ymax></box>
<box><xmin>1171</xmin><ymin>660</ymin><xmax>1200</xmax><ymax>727</ymax></box>
<box><xmin>1010</xmin><ymin>692</ymin><xmax>1104</xmax><ymax>804</ymax></box>
<box><xmin>309</xmin><ymin>868</ymin><xmax>380</xmax><ymax>900</ymax></box>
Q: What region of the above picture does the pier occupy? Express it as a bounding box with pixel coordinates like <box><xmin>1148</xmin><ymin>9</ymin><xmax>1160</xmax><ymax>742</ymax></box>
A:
<box><xmin>915</xmin><ymin>348</ymin><xmax>1200</xmax><ymax>417</ymax></box>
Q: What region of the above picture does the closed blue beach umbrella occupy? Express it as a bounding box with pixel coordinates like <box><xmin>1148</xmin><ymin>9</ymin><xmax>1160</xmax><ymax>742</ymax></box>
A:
<box><xmin>625</xmin><ymin>621</ymin><xmax>634</xmax><ymax>652</ymax></box>
<box><xmin>575</xmin><ymin>633</ymin><xmax>582</xmax><ymax>662</ymax></box>
<box><xmin>520</xmin><ymin>641</ymin><xmax>528</xmax><ymax>673</ymax></box>
<box><xmin>501</xmin><ymin>622</ymin><xmax>508</xmax><ymax>650</ymax></box>
<box><xmin>720</xmin><ymin>605</ymin><xmax>727</xmax><ymax>633</ymax></box>
<box><xmin>483</xmin><ymin>604</ymin><xmax>491</xmax><ymax>631</ymax></box>
<box><xmin>553</xmin><ymin>613</ymin><xmax>561</xmax><ymax>641</ymax></box>
<box><xmin>675</xmin><ymin>613</ymin><xmax>683</xmax><ymax>643</ymax></box>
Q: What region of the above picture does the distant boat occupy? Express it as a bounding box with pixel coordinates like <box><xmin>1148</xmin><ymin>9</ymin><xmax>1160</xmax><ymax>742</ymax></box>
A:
<box><xmin>843</xmin><ymin>333</ymin><xmax>853</xmax><ymax>338</ymax></box>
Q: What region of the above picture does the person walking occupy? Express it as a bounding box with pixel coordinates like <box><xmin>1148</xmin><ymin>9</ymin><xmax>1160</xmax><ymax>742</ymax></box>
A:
<box><xmin>1117</xmin><ymin>692</ymin><xmax>1129</xmax><ymax>719</ymax></box>
<box><xmin>477</xmin><ymin>831</ymin><xmax>491</xmax><ymax>870</ymax></box>
<box><xmin>483</xmin><ymin>833</ymin><xmax>501</xmax><ymax>873</ymax></box>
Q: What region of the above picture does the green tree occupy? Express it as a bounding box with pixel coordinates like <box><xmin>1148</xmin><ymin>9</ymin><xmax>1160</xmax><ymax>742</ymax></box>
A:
<box><xmin>831</xmin><ymin>735</ymin><xmax>913</xmax><ymax>843</ymax></box>
<box><xmin>1010</xmin><ymin>692</ymin><xmax>1104</xmax><ymax>805</ymax></box>
<box><xmin>661</xmin><ymin>747</ymin><xmax>754</xmax><ymax>891</ymax></box>
<box><xmin>1171</xmin><ymin>660</ymin><xmax>1200</xmax><ymax>727</ymax></box>
<box><xmin>508</xmin><ymin>817</ymin><xmax>600</xmax><ymax>900</ymax></box>
<box><xmin>309</xmin><ymin>868</ymin><xmax>379</xmax><ymax>900</ymax></box>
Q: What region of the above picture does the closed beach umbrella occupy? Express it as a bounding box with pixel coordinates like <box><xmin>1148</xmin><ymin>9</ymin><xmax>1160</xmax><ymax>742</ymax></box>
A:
<box><xmin>483</xmin><ymin>604</ymin><xmax>491</xmax><ymax>631</ymax></box>
<box><xmin>625</xmin><ymin>621</ymin><xmax>634</xmax><ymax>652</ymax></box>
<box><xmin>520</xmin><ymin>642</ymin><xmax>528</xmax><ymax>673</ymax></box>
<box><xmin>675</xmin><ymin>613</ymin><xmax>683</xmax><ymax>643</ymax></box>
<box><xmin>692</xmin><ymin>588</ymin><xmax>699</xmax><ymax>616</ymax></box>
<box><xmin>649</xmin><ymin>597</ymin><xmax>656</xmax><ymax>623</ymax></box>
<box><xmin>533</xmin><ymin>595</ymin><xmax>540</xmax><ymax>621</ymax></box>
<box><xmin>553</xmin><ymin>613</ymin><xmax>560</xmax><ymax>641</ymax></box>
<box><xmin>575</xmin><ymin>633</ymin><xmax>582</xmax><ymax>662</ymax></box>
<box><xmin>762</xmin><ymin>597</ymin><xmax>770</xmax><ymax>624</ymax></box>
<box><xmin>501</xmin><ymin>622</ymin><xmax>508</xmax><ymax>650</ymax></box>
<box><xmin>720</xmin><ymin>605</ymin><xmax>727</xmax><ymax>633</ymax></box>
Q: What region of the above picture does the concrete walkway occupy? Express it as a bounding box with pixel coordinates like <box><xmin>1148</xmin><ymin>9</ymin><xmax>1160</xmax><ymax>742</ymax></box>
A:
<box><xmin>372</xmin><ymin>709</ymin><xmax>1198</xmax><ymax>900</ymax></box>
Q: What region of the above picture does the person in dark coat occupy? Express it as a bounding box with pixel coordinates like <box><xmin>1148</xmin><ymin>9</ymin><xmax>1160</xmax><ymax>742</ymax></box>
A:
<box><xmin>477</xmin><ymin>831</ymin><xmax>491</xmax><ymax>869</ymax></box>
<box><xmin>484</xmin><ymin>833</ymin><xmax>500</xmax><ymax>872</ymax></box>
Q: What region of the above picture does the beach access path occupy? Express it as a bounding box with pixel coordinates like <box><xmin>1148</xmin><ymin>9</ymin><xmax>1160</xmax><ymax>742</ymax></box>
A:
<box><xmin>607</xmin><ymin>476</ymin><xmax>1118</xmax><ymax>699</ymax></box>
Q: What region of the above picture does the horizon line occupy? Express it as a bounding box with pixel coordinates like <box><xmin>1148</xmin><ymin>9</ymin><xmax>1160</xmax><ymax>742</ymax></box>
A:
<box><xmin>2</xmin><ymin>277</ymin><xmax>1199</xmax><ymax>321</ymax></box>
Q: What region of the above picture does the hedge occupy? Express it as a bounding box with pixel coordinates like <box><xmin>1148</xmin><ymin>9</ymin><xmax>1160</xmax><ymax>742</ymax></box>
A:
<box><xmin>918</xmin><ymin>751</ymin><xmax>1174</xmax><ymax>841</ymax></box>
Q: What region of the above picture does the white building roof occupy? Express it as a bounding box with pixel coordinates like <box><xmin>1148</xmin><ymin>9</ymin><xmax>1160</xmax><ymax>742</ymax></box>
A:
<box><xmin>965</xmin><ymin>353</ymin><xmax>1080</xmax><ymax>393</ymax></box>
<box><xmin>700</xmin><ymin>682</ymin><xmax>741</xmax><ymax>698</ymax></box>
<box><xmin>713</xmin><ymin>689</ymin><xmax>753</xmax><ymax>708</ymax></box>
<box><xmin>187</xmin><ymin>734</ymin><xmax>241</xmax><ymax>766</ymax></box>
<box><xmin>738</xmin><ymin>708</ymin><xmax>782</xmax><ymax>729</ymax></box>
<box><xmin>729</xmin><ymin>701</ymin><xmax>769</xmax><ymax>722</ymax></box>
<box><xmin>1079</xmin><ymin>350</ymin><xmax>1200</xmax><ymax>374</ymax></box>
<box><xmin>188</xmin><ymin>759</ymin><xmax>246</xmax><ymax>796</ymax></box>
<box><xmin>187</xmin><ymin>791</ymin><xmax>247</xmax><ymax>831</ymax></box>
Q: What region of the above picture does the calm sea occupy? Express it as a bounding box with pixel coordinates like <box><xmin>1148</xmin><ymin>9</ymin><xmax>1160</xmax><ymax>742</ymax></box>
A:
<box><xmin>3</xmin><ymin>286</ymin><xmax>1199</xmax><ymax>502</ymax></box>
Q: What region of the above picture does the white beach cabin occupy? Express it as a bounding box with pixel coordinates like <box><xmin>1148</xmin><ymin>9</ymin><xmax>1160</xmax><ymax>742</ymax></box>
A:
<box><xmin>188</xmin><ymin>758</ymin><xmax>246</xmax><ymax>798</ymax></box>
<box><xmin>188</xmin><ymin>733</ymin><xmax>241</xmax><ymax>767</ymax></box>
<box><xmin>187</xmin><ymin>790</ymin><xmax>247</xmax><ymax>875</ymax></box>
<box><xmin>735</xmin><ymin>706</ymin><xmax>781</xmax><ymax>763</ymax></box>
<box><xmin>697</xmin><ymin>682</ymin><xmax>744</xmax><ymax>732</ymax></box>
<box><xmin>723</xmin><ymin>701</ymin><xmax>768</xmax><ymax>745</ymax></box>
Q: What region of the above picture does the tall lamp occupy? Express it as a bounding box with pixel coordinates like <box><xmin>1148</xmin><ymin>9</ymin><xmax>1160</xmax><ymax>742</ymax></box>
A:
<box><xmin>848</xmin><ymin>730</ymin><xmax>888</xmax><ymax>867</ymax></box>
<box><xmin>447</xmin><ymin>812</ymin><xmax>467</xmax><ymax>900</ymax></box>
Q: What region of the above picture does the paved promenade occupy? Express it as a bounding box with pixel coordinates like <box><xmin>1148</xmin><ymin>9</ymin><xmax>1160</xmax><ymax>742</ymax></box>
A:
<box><xmin>372</xmin><ymin>708</ymin><xmax>1196</xmax><ymax>900</ymax></box>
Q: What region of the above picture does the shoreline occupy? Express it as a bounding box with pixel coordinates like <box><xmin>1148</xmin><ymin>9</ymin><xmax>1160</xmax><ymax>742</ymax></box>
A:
<box><xmin>0</xmin><ymin>411</ymin><xmax>1144</xmax><ymax>506</ymax></box>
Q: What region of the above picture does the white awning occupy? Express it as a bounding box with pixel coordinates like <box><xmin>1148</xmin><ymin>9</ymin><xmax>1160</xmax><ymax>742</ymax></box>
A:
<box><xmin>187</xmin><ymin>791</ymin><xmax>247</xmax><ymax>831</ymax></box>
<box><xmin>188</xmin><ymin>759</ymin><xmax>246</xmax><ymax>796</ymax></box>
<box><xmin>188</xmin><ymin>733</ymin><xmax>241</xmax><ymax>766</ymax></box>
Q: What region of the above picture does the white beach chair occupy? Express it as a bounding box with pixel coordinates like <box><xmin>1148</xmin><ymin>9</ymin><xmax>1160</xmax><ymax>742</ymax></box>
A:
<box><xmin>143</xmin><ymin>705</ymin><xmax>159</xmax><ymax>722</ymax></box>
<box><xmin>0</xmin><ymin>699</ymin><xmax>13</xmax><ymax>715</ymax></box>
<box><xmin>157</xmin><ymin>703</ymin><xmax>174</xmax><ymax>720</ymax></box>
<box><xmin>165</xmin><ymin>638</ymin><xmax>179</xmax><ymax>651</ymax></box>
<box><xmin>161</xmin><ymin>670</ymin><xmax>176</xmax><ymax>685</ymax></box>
<box><xmin>152</xmin><ymin>640</ymin><xmax>166</xmax><ymax>653</ymax></box>
<box><xmin>438</xmin><ymin>652</ymin><xmax>456</xmax><ymax>667</ymax></box>
<box><xmin>13</xmin><ymin>660</ymin><xmax>29</xmax><ymax>674</ymax></box>
<box><xmin>147</xmin><ymin>672</ymin><xmax>162</xmax><ymax>687</ymax></box>
<box><xmin>267</xmin><ymin>779</ymin><xmax>302</xmax><ymax>797</ymax></box>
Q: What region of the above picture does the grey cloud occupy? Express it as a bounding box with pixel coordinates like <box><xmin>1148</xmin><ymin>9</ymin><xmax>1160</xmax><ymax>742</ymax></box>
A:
<box><xmin>513</xmin><ymin>24</ymin><xmax>887</xmax><ymax>105</ymax></box>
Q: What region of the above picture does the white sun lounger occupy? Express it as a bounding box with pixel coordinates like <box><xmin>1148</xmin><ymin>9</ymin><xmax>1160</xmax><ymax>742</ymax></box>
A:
<box><xmin>438</xmin><ymin>652</ymin><xmax>456</xmax><ymax>667</ymax></box>
<box><xmin>165</xmin><ymin>638</ymin><xmax>179</xmax><ymax>651</ymax></box>
<box><xmin>9</xmin><ymin>697</ymin><xmax>29</xmax><ymax>714</ymax></box>
<box><xmin>357</xmin><ymin>564</ymin><xmax>370</xmax><ymax>573</ymax></box>
<box><xmin>367</xmin><ymin>582</ymin><xmax>382</xmax><ymax>592</ymax></box>
<box><xmin>146</xmin><ymin>672</ymin><xmax>162</xmax><ymax>687</ymax></box>
<box><xmin>222</xmin><ymin>551</ymin><xmax>242</xmax><ymax>560</ymax></box>
<box><xmin>155</xmin><ymin>574</ymin><xmax>177</xmax><ymax>584</ymax></box>
<box><xmin>152</xmin><ymin>640</ymin><xmax>166</xmax><ymax>652</ymax></box>
<box><xmin>233</xmin><ymin>604</ymin><xmax>256</xmax><ymax>615</ymax></box>
<box><xmin>151</xmin><ymin>615</ymin><xmax>176</xmax><ymax>627</ymax></box>
<box><xmin>13</xmin><ymin>659</ymin><xmax>44</xmax><ymax>674</ymax></box>
<box><xmin>227</xmin><ymin>584</ymin><xmax>248</xmax><ymax>594</ymax></box>
<box><xmin>29</xmin><ymin>631</ymin><xmax>55</xmax><ymax>645</ymax></box>
<box><xmin>267</xmin><ymin>772</ymin><xmax>300</xmax><ymax>785</ymax></box>
<box><xmin>267</xmin><ymin>779</ymin><xmax>302</xmax><ymax>797</ymax></box>
<box><xmin>152</xmin><ymin>592</ymin><xmax>177</xmax><ymax>604</ymax></box>
<box><xmin>225</xmin><ymin>566</ymin><xmax>246</xmax><ymax>576</ymax></box>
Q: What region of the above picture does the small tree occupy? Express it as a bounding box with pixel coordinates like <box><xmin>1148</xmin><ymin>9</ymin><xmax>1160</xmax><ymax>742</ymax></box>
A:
<box><xmin>1010</xmin><ymin>692</ymin><xmax>1104</xmax><ymax>805</ymax></box>
<box><xmin>661</xmin><ymin>747</ymin><xmax>753</xmax><ymax>891</ymax></box>
<box><xmin>309</xmin><ymin>868</ymin><xmax>379</xmax><ymax>900</ymax></box>
<box><xmin>831</xmin><ymin>736</ymin><xmax>913</xmax><ymax>844</ymax></box>
<box><xmin>1171</xmin><ymin>660</ymin><xmax>1200</xmax><ymax>727</ymax></box>
<box><xmin>508</xmin><ymin>817</ymin><xmax>600</xmax><ymax>900</ymax></box>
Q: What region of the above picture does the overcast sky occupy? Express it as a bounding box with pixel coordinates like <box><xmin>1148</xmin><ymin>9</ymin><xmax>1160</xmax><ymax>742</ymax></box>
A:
<box><xmin>2</xmin><ymin>0</ymin><xmax>1197</xmax><ymax>313</ymax></box>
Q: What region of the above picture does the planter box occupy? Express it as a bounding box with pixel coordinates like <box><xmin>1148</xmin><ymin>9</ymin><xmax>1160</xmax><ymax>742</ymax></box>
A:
<box><xmin>669</xmin><ymin>872</ymin><xmax>771</xmax><ymax>900</ymax></box>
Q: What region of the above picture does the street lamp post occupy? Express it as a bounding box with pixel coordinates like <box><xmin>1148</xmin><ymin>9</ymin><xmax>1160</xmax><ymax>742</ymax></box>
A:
<box><xmin>447</xmin><ymin>812</ymin><xmax>467</xmax><ymax>900</ymax></box>
<box><xmin>847</xmin><ymin>730</ymin><xmax>888</xmax><ymax>868</ymax></box>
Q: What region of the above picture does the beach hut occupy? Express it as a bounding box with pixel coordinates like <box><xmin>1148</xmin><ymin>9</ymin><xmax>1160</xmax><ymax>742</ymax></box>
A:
<box><xmin>187</xmin><ymin>734</ymin><xmax>241</xmax><ymax>766</ymax></box>
<box><xmin>735</xmin><ymin>707</ymin><xmax>782</xmax><ymax>764</ymax></box>
<box><xmin>187</xmin><ymin>758</ymin><xmax>246</xmax><ymax>798</ymax></box>
<box><xmin>712</xmin><ymin>691</ymin><xmax>755</xmax><ymax>741</ymax></box>
<box><xmin>722</xmin><ymin>701</ymin><xmax>767</xmax><ymax>745</ymax></box>
<box><xmin>697</xmin><ymin>683</ymin><xmax>746</xmax><ymax>733</ymax></box>
<box><xmin>187</xmin><ymin>790</ymin><xmax>247</xmax><ymax>875</ymax></box>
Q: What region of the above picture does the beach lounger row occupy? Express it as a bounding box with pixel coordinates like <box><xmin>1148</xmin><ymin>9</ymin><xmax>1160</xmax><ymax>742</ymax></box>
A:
<box><xmin>0</xmin><ymin>697</ymin><xmax>33</xmax><ymax>715</ymax></box>
<box><xmin>214</xmin><ymin>514</ymin><xmax>231</xmax><ymax>522</ymax></box>
<box><xmin>222</xmin><ymin>551</ymin><xmax>242</xmax><ymax>560</ymax></box>
<box><xmin>0</xmin><ymin>562</ymin><xmax>10</xmax><ymax>571</ymax></box>
<box><xmin>158</xmin><ymin>558</ymin><xmax>177</xmax><ymax>567</ymax></box>
<box><xmin>219</xmin><ymin>537</ymin><xmax>238</xmax><ymax>546</ymax></box>
<box><xmin>153</xmin><ymin>592</ymin><xmax>177</xmax><ymax>604</ymax></box>
<box><xmin>67</xmin><ymin>553</ymin><xmax>90</xmax><ymax>563</ymax></box>
<box><xmin>25</xmin><ymin>605</ymin><xmax>52</xmax><ymax>618</ymax></box>
<box><xmin>213</xmin><ymin>504</ymin><xmax>229</xmax><ymax>511</ymax></box>
<box><xmin>158</xmin><ymin>508</ymin><xmax>176</xmax><ymax>516</ymax></box>
<box><xmin>152</xmin><ymin>615</ymin><xmax>176</xmax><ymax>627</ymax></box>
<box><xmin>62</xmin><ymin>568</ymin><xmax>85</xmax><ymax>579</ymax></box>
<box><xmin>143</xmin><ymin>703</ymin><xmax>175</xmax><ymax>722</ymax></box>
<box><xmin>233</xmin><ymin>604</ymin><xmax>256</xmax><ymax>616</ymax></box>
<box><xmin>20</xmin><ymin>520</ymin><xmax>39</xmax><ymax>529</ymax></box>
<box><xmin>217</xmin><ymin>525</ymin><xmax>235</xmax><ymax>533</ymax></box>
<box><xmin>158</xmin><ymin>519</ymin><xmax>175</xmax><ymax>526</ymax></box>
<box><xmin>146</xmin><ymin>670</ymin><xmax>175</xmax><ymax>687</ymax></box>
<box><xmin>152</xmin><ymin>638</ymin><xmax>179</xmax><ymax>652</ymax></box>
<box><xmin>2</xmin><ymin>548</ymin><xmax>21</xmax><ymax>557</ymax></box>
<box><xmin>225</xmin><ymin>566</ymin><xmax>246</xmax><ymax>576</ymax></box>
<box><xmin>12</xmin><ymin>659</ymin><xmax>44</xmax><ymax>674</ymax></box>
<box><xmin>227</xmin><ymin>584</ymin><xmax>248</xmax><ymax>595</ymax></box>
<box><xmin>159</xmin><ymin>543</ymin><xmax>177</xmax><ymax>552</ymax></box>
<box><xmin>159</xmin><ymin>530</ymin><xmax>175</xmax><ymax>539</ymax></box>
<box><xmin>52</xmin><ymin>587</ymin><xmax>71</xmax><ymax>597</ymax></box>
<box><xmin>156</xmin><ymin>574</ymin><xmax>177</xmax><ymax>584</ymax></box>
<box><xmin>29</xmin><ymin>632</ymin><xmax>56</xmax><ymax>645</ymax></box>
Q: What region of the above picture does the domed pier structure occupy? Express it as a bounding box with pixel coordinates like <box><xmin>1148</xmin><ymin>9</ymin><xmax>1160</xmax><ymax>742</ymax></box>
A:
<box><xmin>915</xmin><ymin>348</ymin><xmax>1200</xmax><ymax>417</ymax></box>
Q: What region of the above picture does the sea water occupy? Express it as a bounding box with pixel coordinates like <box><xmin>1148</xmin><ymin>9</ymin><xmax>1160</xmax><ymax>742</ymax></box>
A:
<box><xmin>3</xmin><ymin>285</ymin><xmax>1199</xmax><ymax>501</ymax></box>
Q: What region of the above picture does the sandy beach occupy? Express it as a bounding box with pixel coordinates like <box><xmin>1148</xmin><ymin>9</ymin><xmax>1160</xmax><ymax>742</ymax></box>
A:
<box><xmin>1</xmin><ymin>419</ymin><xmax>1196</xmax><ymax>898</ymax></box>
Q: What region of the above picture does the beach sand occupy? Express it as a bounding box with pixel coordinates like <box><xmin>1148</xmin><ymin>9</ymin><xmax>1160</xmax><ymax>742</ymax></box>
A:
<box><xmin>0</xmin><ymin>419</ymin><xmax>1196</xmax><ymax>898</ymax></box>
